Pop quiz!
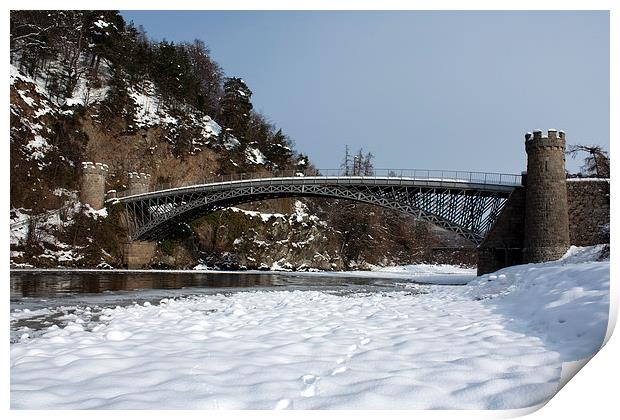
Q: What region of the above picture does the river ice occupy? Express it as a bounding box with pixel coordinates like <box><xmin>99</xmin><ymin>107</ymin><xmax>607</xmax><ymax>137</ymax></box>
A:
<box><xmin>10</xmin><ymin>246</ymin><xmax>609</xmax><ymax>409</ymax></box>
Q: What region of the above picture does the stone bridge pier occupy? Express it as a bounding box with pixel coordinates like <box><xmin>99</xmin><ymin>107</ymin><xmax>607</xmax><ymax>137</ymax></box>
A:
<box><xmin>121</xmin><ymin>171</ymin><xmax>156</xmax><ymax>268</ymax></box>
<box><xmin>123</xmin><ymin>241</ymin><xmax>157</xmax><ymax>269</ymax></box>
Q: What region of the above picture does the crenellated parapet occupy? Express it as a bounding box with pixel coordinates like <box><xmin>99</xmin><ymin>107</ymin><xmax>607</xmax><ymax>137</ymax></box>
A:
<box><xmin>126</xmin><ymin>171</ymin><xmax>152</xmax><ymax>196</ymax></box>
<box><xmin>525</xmin><ymin>129</ymin><xmax>566</xmax><ymax>153</ymax></box>
<box><xmin>82</xmin><ymin>161</ymin><xmax>109</xmax><ymax>175</ymax></box>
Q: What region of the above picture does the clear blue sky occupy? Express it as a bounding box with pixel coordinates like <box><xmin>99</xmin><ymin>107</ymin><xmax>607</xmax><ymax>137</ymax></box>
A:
<box><xmin>120</xmin><ymin>11</ymin><xmax>609</xmax><ymax>174</ymax></box>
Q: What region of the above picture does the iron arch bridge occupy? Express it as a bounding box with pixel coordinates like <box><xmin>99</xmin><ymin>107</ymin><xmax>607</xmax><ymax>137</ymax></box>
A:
<box><xmin>112</xmin><ymin>169</ymin><xmax>522</xmax><ymax>245</ymax></box>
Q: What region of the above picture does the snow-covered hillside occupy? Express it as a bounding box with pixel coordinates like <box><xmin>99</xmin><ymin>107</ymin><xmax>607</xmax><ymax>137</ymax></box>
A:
<box><xmin>9</xmin><ymin>58</ymin><xmax>292</xmax><ymax>268</ymax></box>
<box><xmin>10</xmin><ymin>19</ymin><xmax>471</xmax><ymax>270</ymax></box>
<box><xmin>10</xmin><ymin>246</ymin><xmax>609</xmax><ymax>409</ymax></box>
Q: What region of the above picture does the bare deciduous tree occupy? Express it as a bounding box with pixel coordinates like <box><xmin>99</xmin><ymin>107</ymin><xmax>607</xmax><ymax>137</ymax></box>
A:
<box><xmin>566</xmin><ymin>144</ymin><xmax>610</xmax><ymax>178</ymax></box>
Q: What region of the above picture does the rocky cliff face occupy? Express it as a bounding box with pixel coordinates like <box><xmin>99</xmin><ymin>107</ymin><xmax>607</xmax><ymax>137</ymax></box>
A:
<box><xmin>9</xmin><ymin>62</ymin><xmax>284</xmax><ymax>268</ymax></box>
<box><xmin>186</xmin><ymin>202</ymin><xmax>344</xmax><ymax>271</ymax></box>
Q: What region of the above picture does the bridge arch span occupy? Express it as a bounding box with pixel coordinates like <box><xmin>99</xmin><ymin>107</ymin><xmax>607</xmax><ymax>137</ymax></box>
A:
<box><xmin>114</xmin><ymin>174</ymin><xmax>520</xmax><ymax>245</ymax></box>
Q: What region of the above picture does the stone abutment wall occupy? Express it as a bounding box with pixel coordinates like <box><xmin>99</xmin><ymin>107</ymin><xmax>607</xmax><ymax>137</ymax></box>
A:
<box><xmin>566</xmin><ymin>179</ymin><xmax>610</xmax><ymax>246</ymax></box>
<box><xmin>477</xmin><ymin>188</ymin><xmax>526</xmax><ymax>275</ymax></box>
<box><xmin>477</xmin><ymin>129</ymin><xmax>609</xmax><ymax>275</ymax></box>
<box><xmin>477</xmin><ymin>177</ymin><xmax>610</xmax><ymax>275</ymax></box>
<box><xmin>123</xmin><ymin>241</ymin><xmax>157</xmax><ymax>269</ymax></box>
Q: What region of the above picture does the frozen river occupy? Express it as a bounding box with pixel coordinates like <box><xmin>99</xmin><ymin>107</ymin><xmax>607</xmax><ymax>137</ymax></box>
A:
<box><xmin>9</xmin><ymin>250</ymin><xmax>609</xmax><ymax>409</ymax></box>
<box><xmin>10</xmin><ymin>269</ymin><xmax>473</xmax><ymax>343</ymax></box>
<box><xmin>10</xmin><ymin>268</ymin><xmax>474</xmax><ymax>298</ymax></box>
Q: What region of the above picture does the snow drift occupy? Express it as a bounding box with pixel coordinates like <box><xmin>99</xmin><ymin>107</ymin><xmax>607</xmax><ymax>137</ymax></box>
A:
<box><xmin>10</xmin><ymin>246</ymin><xmax>609</xmax><ymax>409</ymax></box>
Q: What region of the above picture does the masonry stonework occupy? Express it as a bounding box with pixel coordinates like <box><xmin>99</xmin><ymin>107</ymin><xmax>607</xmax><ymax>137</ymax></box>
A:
<box><xmin>123</xmin><ymin>241</ymin><xmax>157</xmax><ymax>269</ymax></box>
<box><xmin>566</xmin><ymin>179</ymin><xmax>610</xmax><ymax>246</ymax></box>
<box><xmin>126</xmin><ymin>172</ymin><xmax>151</xmax><ymax>196</ymax></box>
<box><xmin>476</xmin><ymin>129</ymin><xmax>593</xmax><ymax>275</ymax></box>
<box><xmin>121</xmin><ymin>172</ymin><xmax>153</xmax><ymax>267</ymax></box>
<box><xmin>477</xmin><ymin>176</ymin><xmax>610</xmax><ymax>275</ymax></box>
<box><xmin>476</xmin><ymin>188</ymin><xmax>526</xmax><ymax>275</ymax></box>
<box><xmin>80</xmin><ymin>162</ymin><xmax>109</xmax><ymax>210</ymax></box>
<box><xmin>522</xmin><ymin>129</ymin><xmax>570</xmax><ymax>263</ymax></box>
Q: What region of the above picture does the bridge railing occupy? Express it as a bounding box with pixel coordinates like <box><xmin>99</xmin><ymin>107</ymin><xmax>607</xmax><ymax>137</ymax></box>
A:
<box><xmin>116</xmin><ymin>169</ymin><xmax>522</xmax><ymax>198</ymax></box>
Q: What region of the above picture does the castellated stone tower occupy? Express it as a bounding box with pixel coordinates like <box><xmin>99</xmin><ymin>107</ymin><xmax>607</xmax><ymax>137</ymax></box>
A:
<box><xmin>80</xmin><ymin>162</ymin><xmax>109</xmax><ymax>210</ymax></box>
<box><xmin>522</xmin><ymin>129</ymin><xmax>570</xmax><ymax>263</ymax></box>
<box><xmin>126</xmin><ymin>172</ymin><xmax>152</xmax><ymax>196</ymax></box>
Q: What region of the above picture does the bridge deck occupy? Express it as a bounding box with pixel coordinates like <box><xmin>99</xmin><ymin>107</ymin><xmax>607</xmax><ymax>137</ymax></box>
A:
<box><xmin>118</xmin><ymin>174</ymin><xmax>521</xmax><ymax>203</ymax></box>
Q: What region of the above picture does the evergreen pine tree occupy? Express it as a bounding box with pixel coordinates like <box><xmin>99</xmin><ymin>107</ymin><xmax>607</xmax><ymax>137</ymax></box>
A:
<box><xmin>264</xmin><ymin>129</ymin><xmax>293</xmax><ymax>170</ymax></box>
<box><xmin>84</xmin><ymin>11</ymin><xmax>125</xmax><ymax>76</ymax></box>
<box><xmin>219</xmin><ymin>77</ymin><xmax>253</xmax><ymax>143</ymax></box>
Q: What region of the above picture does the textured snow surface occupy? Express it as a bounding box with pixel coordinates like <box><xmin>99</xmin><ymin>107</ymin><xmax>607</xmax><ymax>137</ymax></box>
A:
<box><xmin>65</xmin><ymin>77</ymin><xmax>109</xmax><ymax>107</ymax></box>
<box><xmin>24</xmin><ymin>135</ymin><xmax>52</xmax><ymax>160</ymax></box>
<box><xmin>245</xmin><ymin>146</ymin><xmax>267</xmax><ymax>164</ymax></box>
<box><xmin>468</xmin><ymin>245</ymin><xmax>609</xmax><ymax>362</ymax></box>
<box><xmin>9</xmin><ymin>208</ymin><xmax>30</xmax><ymax>245</ymax></box>
<box><xmin>11</xmin><ymin>64</ymin><xmax>49</xmax><ymax>98</ymax></box>
<box><xmin>222</xmin><ymin>134</ymin><xmax>241</xmax><ymax>150</ymax></box>
<box><xmin>129</xmin><ymin>83</ymin><xmax>166</xmax><ymax>128</ymax></box>
<box><xmin>93</xmin><ymin>19</ymin><xmax>111</xmax><ymax>29</ymax></box>
<box><xmin>368</xmin><ymin>264</ymin><xmax>475</xmax><ymax>284</ymax></box>
<box><xmin>566</xmin><ymin>178</ymin><xmax>610</xmax><ymax>182</ymax></box>
<box><xmin>10</xmin><ymin>246</ymin><xmax>609</xmax><ymax>409</ymax></box>
<box><xmin>227</xmin><ymin>206</ymin><xmax>285</xmax><ymax>222</ymax></box>
<box><xmin>200</xmin><ymin>115</ymin><xmax>221</xmax><ymax>138</ymax></box>
<box><xmin>11</xmin><ymin>198</ymin><xmax>81</xmax><ymax>246</ymax></box>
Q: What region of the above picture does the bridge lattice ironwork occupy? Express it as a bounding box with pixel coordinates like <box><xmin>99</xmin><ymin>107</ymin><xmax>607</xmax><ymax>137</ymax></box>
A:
<box><xmin>112</xmin><ymin>169</ymin><xmax>522</xmax><ymax>245</ymax></box>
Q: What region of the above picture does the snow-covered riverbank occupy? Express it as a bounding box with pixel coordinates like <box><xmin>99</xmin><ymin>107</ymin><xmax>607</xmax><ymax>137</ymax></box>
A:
<box><xmin>10</xmin><ymin>246</ymin><xmax>610</xmax><ymax>409</ymax></box>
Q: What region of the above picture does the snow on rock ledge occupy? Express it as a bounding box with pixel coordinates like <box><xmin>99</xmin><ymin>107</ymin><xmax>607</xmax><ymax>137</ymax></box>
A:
<box><xmin>245</xmin><ymin>146</ymin><xmax>267</xmax><ymax>165</ymax></box>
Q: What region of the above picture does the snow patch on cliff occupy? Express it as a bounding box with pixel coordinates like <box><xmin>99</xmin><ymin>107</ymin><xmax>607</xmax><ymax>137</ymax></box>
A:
<box><xmin>245</xmin><ymin>146</ymin><xmax>267</xmax><ymax>165</ymax></box>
